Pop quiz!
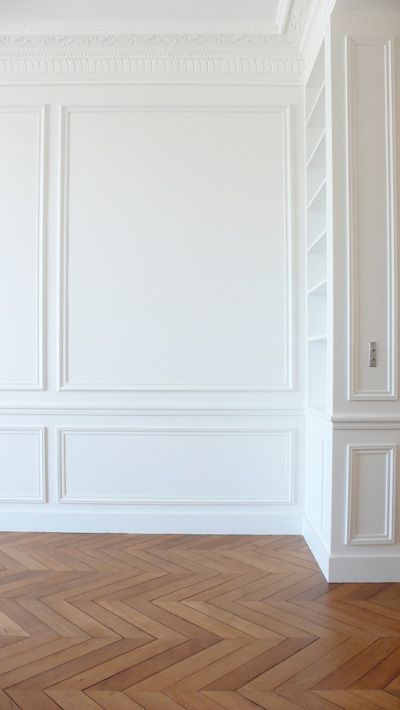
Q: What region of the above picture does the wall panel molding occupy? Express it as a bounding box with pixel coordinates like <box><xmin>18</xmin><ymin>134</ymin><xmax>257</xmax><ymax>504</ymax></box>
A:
<box><xmin>0</xmin><ymin>427</ymin><xmax>46</xmax><ymax>502</ymax></box>
<box><xmin>345</xmin><ymin>444</ymin><xmax>396</xmax><ymax>545</ymax></box>
<box><xmin>58</xmin><ymin>104</ymin><xmax>293</xmax><ymax>393</ymax></box>
<box><xmin>0</xmin><ymin>105</ymin><xmax>46</xmax><ymax>390</ymax></box>
<box><xmin>57</xmin><ymin>426</ymin><xmax>294</xmax><ymax>505</ymax></box>
<box><xmin>334</xmin><ymin>416</ymin><xmax>400</xmax><ymax>429</ymax></box>
<box><xmin>346</xmin><ymin>37</ymin><xmax>397</xmax><ymax>400</ymax></box>
<box><xmin>0</xmin><ymin>405</ymin><xmax>305</xmax><ymax>416</ymax></box>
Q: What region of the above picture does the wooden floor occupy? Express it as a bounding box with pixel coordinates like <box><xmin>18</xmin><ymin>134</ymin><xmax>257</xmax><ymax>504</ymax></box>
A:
<box><xmin>0</xmin><ymin>535</ymin><xmax>399</xmax><ymax>709</ymax></box>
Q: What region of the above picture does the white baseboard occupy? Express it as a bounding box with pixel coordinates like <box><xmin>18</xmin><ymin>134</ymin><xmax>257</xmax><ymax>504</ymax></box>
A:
<box><xmin>328</xmin><ymin>554</ymin><xmax>400</xmax><ymax>583</ymax></box>
<box><xmin>0</xmin><ymin>510</ymin><xmax>303</xmax><ymax>536</ymax></box>
<box><xmin>303</xmin><ymin>516</ymin><xmax>330</xmax><ymax>580</ymax></box>
<box><xmin>304</xmin><ymin>517</ymin><xmax>400</xmax><ymax>582</ymax></box>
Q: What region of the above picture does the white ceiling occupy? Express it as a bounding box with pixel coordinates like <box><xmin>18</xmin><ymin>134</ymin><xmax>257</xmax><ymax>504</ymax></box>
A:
<box><xmin>0</xmin><ymin>0</ymin><xmax>283</xmax><ymax>24</ymax></box>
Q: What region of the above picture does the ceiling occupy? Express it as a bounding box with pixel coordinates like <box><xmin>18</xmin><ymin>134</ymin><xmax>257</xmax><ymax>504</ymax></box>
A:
<box><xmin>0</xmin><ymin>0</ymin><xmax>286</xmax><ymax>26</ymax></box>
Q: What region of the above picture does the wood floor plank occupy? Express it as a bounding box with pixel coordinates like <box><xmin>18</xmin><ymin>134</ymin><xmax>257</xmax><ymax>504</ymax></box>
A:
<box><xmin>6</xmin><ymin>689</ymin><xmax>63</xmax><ymax>710</ymax></box>
<box><xmin>314</xmin><ymin>689</ymin><xmax>399</xmax><ymax>709</ymax></box>
<box><xmin>86</xmin><ymin>690</ymin><xmax>145</xmax><ymax>709</ymax></box>
<box><xmin>203</xmin><ymin>690</ymin><xmax>260</xmax><ymax>709</ymax></box>
<box><xmin>0</xmin><ymin>689</ymin><xmax>20</xmax><ymax>709</ymax></box>
<box><xmin>0</xmin><ymin>532</ymin><xmax>399</xmax><ymax>708</ymax></box>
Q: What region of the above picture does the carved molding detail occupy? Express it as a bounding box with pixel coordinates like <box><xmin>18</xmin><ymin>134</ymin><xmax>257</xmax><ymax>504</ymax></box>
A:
<box><xmin>0</xmin><ymin>0</ymin><xmax>310</xmax><ymax>83</ymax></box>
<box><xmin>0</xmin><ymin>2</ymin><xmax>309</xmax><ymax>49</ymax></box>
<box><xmin>0</xmin><ymin>51</ymin><xmax>303</xmax><ymax>84</ymax></box>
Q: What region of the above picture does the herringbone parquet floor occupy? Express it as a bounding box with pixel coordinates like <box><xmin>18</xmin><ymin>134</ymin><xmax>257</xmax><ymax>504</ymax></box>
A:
<box><xmin>0</xmin><ymin>534</ymin><xmax>399</xmax><ymax>709</ymax></box>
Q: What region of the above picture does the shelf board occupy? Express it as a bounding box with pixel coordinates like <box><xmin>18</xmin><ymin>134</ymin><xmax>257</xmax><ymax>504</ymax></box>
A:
<box><xmin>306</xmin><ymin>129</ymin><xmax>326</xmax><ymax>168</ymax></box>
<box><xmin>306</xmin><ymin>44</ymin><xmax>325</xmax><ymax>94</ymax></box>
<box><xmin>307</xmin><ymin>278</ymin><xmax>327</xmax><ymax>297</ymax></box>
<box><xmin>307</xmin><ymin>334</ymin><xmax>327</xmax><ymax>343</ymax></box>
<box><xmin>307</xmin><ymin>229</ymin><xmax>327</xmax><ymax>254</ymax></box>
<box><xmin>306</xmin><ymin>81</ymin><xmax>325</xmax><ymax>126</ymax></box>
<box><xmin>307</xmin><ymin>213</ymin><xmax>327</xmax><ymax>246</ymax></box>
<box><xmin>307</xmin><ymin>178</ymin><xmax>327</xmax><ymax>211</ymax></box>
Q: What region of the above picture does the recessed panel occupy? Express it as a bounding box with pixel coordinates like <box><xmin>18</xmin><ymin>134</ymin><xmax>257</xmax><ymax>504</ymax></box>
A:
<box><xmin>347</xmin><ymin>39</ymin><xmax>396</xmax><ymax>398</ymax></box>
<box><xmin>346</xmin><ymin>446</ymin><xmax>396</xmax><ymax>544</ymax></box>
<box><xmin>0</xmin><ymin>108</ymin><xmax>43</xmax><ymax>388</ymax></box>
<box><xmin>58</xmin><ymin>428</ymin><xmax>293</xmax><ymax>504</ymax></box>
<box><xmin>61</xmin><ymin>106</ymin><xmax>291</xmax><ymax>390</ymax></box>
<box><xmin>0</xmin><ymin>429</ymin><xmax>45</xmax><ymax>502</ymax></box>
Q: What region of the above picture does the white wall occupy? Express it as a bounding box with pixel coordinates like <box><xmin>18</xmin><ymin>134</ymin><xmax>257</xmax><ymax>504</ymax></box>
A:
<box><xmin>0</xmin><ymin>84</ymin><xmax>305</xmax><ymax>533</ymax></box>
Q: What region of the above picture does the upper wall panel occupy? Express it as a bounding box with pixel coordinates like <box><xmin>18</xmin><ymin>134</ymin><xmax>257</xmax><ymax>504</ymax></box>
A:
<box><xmin>60</xmin><ymin>105</ymin><xmax>293</xmax><ymax>392</ymax></box>
<box><xmin>346</xmin><ymin>38</ymin><xmax>397</xmax><ymax>400</ymax></box>
<box><xmin>0</xmin><ymin>106</ymin><xmax>44</xmax><ymax>390</ymax></box>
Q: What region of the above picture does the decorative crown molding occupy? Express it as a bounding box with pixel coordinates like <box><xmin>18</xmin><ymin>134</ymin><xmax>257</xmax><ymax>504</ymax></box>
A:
<box><xmin>0</xmin><ymin>21</ymin><xmax>294</xmax><ymax>46</ymax></box>
<box><xmin>0</xmin><ymin>0</ymin><xmax>316</xmax><ymax>85</ymax></box>
<box><xmin>0</xmin><ymin>50</ymin><xmax>303</xmax><ymax>85</ymax></box>
<box><xmin>0</xmin><ymin>2</ymin><xmax>309</xmax><ymax>50</ymax></box>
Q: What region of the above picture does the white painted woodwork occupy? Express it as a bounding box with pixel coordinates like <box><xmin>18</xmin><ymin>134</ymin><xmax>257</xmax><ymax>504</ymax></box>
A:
<box><xmin>58</xmin><ymin>428</ymin><xmax>293</xmax><ymax>504</ymax></box>
<box><xmin>346</xmin><ymin>37</ymin><xmax>397</xmax><ymax>399</ymax></box>
<box><xmin>0</xmin><ymin>429</ymin><xmax>45</xmax><ymax>502</ymax></box>
<box><xmin>305</xmin><ymin>431</ymin><xmax>324</xmax><ymax>531</ymax></box>
<box><xmin>304</xmin><ymin>4</ymin><xmax>400</xmax><ymax>583</ymax></box>
<box><xmin>60</xmin><ymin>105</ymin><xmax>292</xmax><ymax>392</ymax></box>
<box><xmin>1</xmin><ymin>0</ymin><xmax>400</xmax><ymax>583</ymax></box>
<box><xmin>0</xmin><ymin>81</ymin><xmax>304</xmax><ymax>536</ymax></box>
<box><xmin>346</xmin><ymin>445</ymin><xmax>396</xmax><ymax>544</ymax></box>
<box><xmin>305</xmin><ymin>42</ymin><xmax>328</xmax><ymax>415</ymax></box>
<box><xmin>0</xmin><ymin>107</ymin><xmax>44</xmax><ymax>389</ymax></box>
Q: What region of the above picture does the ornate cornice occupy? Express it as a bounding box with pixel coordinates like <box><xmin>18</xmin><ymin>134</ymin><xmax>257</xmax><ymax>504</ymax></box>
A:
<box><xmin>0</xmin><ymin>50</ymin><xmax>303</xmax><ymax>84</ymax></box>
<box><xmin>0</xmin><ymin>2</ymin><xmax>308</xmax><ymax>48</ymax></box>
<box><xmin>0</xmin><ymin>0</ymin><xmax>311</xmax><ymax>84</ymax></box>
<box><xmin>0</xmin><ymin>22</ymin><xmax>282</xmax><ymax>45</ymax></box>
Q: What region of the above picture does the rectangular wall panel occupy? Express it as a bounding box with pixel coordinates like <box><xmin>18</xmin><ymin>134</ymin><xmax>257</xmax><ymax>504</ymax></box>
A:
<box><xmin>346</xmin><ymin>445</ymin><xmax>396</xmax><ymax>545</ymax></box>
<box><xmin>58</xmin><ymin>428</ymin><xmax>293</xmax><ymax>504</ymax></box>
<box><xmin>0</xmin><ymin>107</ymin><xmax>45</xmax><ymax>389</ymax></box>
<box><xmin>0</xmin><ymin>428</ymin><xmax>46</xmax><ymax>502</ymax></box>
<box><xmin>60</xmin><ymin>105</ymin><xmax>292</xmax><ymax>391</ymax></box>
<box><xmin>346</xmin><ymin>38</ymin><xmax>397</xmax><ymax>399</ymax></box>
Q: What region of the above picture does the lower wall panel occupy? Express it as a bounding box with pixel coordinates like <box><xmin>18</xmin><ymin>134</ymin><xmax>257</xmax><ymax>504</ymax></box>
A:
<box><xmin>58</xmin><ymin>427</ymin><xmax>293</xmax><ymax>505</ymax></box>
<box><xmin>0</xmin><ymin>416</ymin><xmax>303</xmax><ymax>535</ymax></box>
<box><xmin>0</xmin><ymin>428</ymin><xmax>45</xmax><ymax>502</ymax></box>
<box><xmin>346</xmin><ymin>444</ymin><xmax>396</xmax><ymax>545</ymax></box>
<box><xmin>329</xmin><ymin>426</ymin><xmax>400</xmax><ymax>582</ymax></box>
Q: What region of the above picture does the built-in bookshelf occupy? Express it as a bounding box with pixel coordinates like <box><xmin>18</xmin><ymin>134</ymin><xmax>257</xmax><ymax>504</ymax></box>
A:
<box><xmin>306</xmin><ymin>43</ymin><xmax>327</xmax><ymax>413</ymax></box>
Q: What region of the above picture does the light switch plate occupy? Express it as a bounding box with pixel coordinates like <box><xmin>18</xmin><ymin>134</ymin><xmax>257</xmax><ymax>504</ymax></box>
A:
<box><xmin>369</xmin><ymin>340</ymin><xmax>377</xmax><ymax>367</ymax></box>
